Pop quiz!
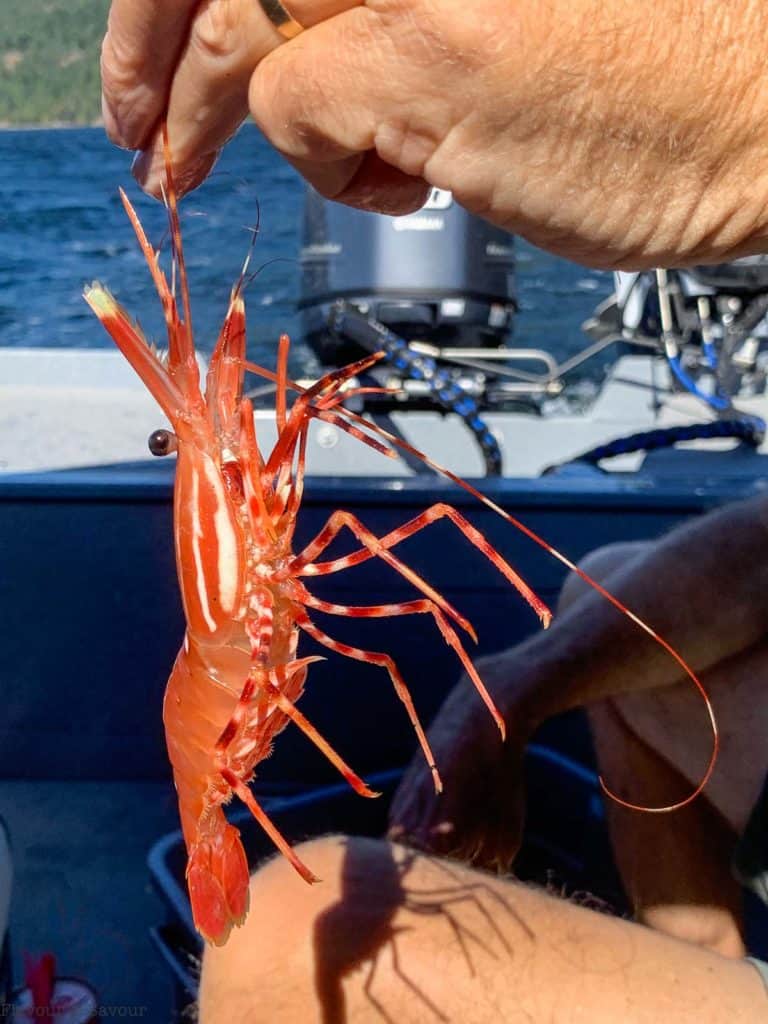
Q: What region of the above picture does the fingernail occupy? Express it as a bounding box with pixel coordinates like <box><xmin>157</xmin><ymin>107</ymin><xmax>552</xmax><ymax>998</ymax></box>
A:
<box><xmin>131</xmin><ymin>147</ymin><xmax>166</xmax><ymax>199</ymax></box>
<box><xmin>102</xmin><ymin>93</ymin><xmax>147</xmax><ymax>151</ymax></box>
<box><xmin>175</xmin><ymin>152</ymin><xmax>220</xmax><ymax>196</ymax></box>
<box><xmin>131</xmin><ymin>149</ymin><xmax>151</xmax><ymax>186</ymax></box>
<box><xmin>132</xmin><ymin>147</ymin><xmax>219</xmax><ymax>199</ymax></box>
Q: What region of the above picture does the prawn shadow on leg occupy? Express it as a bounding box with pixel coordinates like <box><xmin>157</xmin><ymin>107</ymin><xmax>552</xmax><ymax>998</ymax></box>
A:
<box><xmin>312</xmin><ymin>837</ymin><xmax>536</xmax><ymax>1024</ymax></box>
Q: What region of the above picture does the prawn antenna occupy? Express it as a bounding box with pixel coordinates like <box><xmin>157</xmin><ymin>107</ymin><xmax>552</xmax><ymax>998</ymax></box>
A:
<box><xmin>232</xmin><ymin>199</ymin><xmax>261</xmax><ymax>300</ymax></box>
<box><xmin>161</xmin><ymin>126</ymin><xmax>194</xmax><ymax>339</ymax></box>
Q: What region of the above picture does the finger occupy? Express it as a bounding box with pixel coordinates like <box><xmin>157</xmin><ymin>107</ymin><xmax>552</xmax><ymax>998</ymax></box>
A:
<box><xmin>388</xmin><ymin>767</ymin><xmax>437</xmax><ymax>835</ymax></box>
<box><xmin>290</xmin><ymin>150</ymin><xmax>430</xmax><ymax>216</ymax></box>
<box><xmin>131</xmin><ymin>0</ymin><xmax>364</xmax><ymax>197</ymax></box>
<box><xmin>101</xmin><ymin>0</ymin><xmax>200</xmax><ymax>149</ymax></box>
<box><xmin>132</xmin><ymin>0</ymin><xmax>286</xmax><ymax>197</ymax></box>
<box><xmin>249</xmin><ymin>6</ymin><xmax>445</xmax><ymax>214</ymax></box>
<box><xmin>282</xmin><ymin>0</ymin><xmax>362</xmax><ymax>28</ymax></box>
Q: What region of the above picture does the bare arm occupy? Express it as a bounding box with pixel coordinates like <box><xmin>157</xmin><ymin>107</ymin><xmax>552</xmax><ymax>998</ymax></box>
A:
<box><xmin>389</xmin><ymin>494</ymin><xmax>768</xmax><ymax>862</ymax></box>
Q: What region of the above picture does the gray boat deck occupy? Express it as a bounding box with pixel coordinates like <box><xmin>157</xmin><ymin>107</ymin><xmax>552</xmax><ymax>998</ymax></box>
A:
<box><xmin>5</xmin><ymin>350</ymin><xmax>768</xmax><ymax>477</ymax></box>
<box><xmin>0</xmin><ymin>780</ymin><xmax>182</xmax><ymax>1021</ymax></box>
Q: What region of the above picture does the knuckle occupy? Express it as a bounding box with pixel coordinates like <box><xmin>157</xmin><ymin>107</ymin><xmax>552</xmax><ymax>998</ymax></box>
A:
<box><xmin>251</xmin><ymin>25</ymin><xmax>372</xmax><ymax>157</ymax></box>
<box><xmin>190</xmin><ymin>0</ymin><xmax>253</xmax><ymax>63</ymax></box>
<box><xmin>368</xmin><ymin>0</ymin><xmax>449</xmax><ymax>54</ymax></box>
<box><xmin>100</xmin><ymin>35</ymin><xmax>153</xmax><ymax>147</ymax></box>
<box><xmin>100</xmin><ymin>31</ymin><xmax>142</xmax><ymax>97</ymax></box>
<box><xmin>371</xmin><ymin>0</ymin><xmax>503</xmax><ymax>72</ymax></box>
<box><xmin>249</xmin><ymin>48</ymin><xmax>320</xmax><ymax>150</ymax></box>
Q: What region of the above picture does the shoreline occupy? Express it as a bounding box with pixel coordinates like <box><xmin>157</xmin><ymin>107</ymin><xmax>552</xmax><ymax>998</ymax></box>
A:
<box><xmin>0</xmin><ymin>120</ymin><xmax>102</xmax><ymax>131</ymax></box>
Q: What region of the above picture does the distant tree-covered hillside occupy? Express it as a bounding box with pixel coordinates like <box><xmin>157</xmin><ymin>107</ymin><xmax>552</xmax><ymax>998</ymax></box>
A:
<box><xmin>0</xmin><ymin>0</ymin><xmax>110</xmax><ymax>124</ymax></box>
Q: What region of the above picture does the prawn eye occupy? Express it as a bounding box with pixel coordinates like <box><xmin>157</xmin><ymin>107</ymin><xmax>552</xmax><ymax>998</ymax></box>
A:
<box><xmin>148</xmin><ymin>429</ymin><xmax>178</xmax><ymax>457</ymax></box>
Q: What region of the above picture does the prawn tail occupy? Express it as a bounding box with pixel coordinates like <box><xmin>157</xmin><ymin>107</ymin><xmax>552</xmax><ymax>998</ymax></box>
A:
<box><xmin>187</xmin><ymin>814</ymin><xmax>250</xmax><ymax>946</ymax></box>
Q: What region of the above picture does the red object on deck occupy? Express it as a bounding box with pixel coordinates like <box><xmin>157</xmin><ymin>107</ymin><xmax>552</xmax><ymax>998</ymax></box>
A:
<box><xmin>14</xmin><ymin>952</ymin><xmax>98</xmax><ymax>1023</ymax></box>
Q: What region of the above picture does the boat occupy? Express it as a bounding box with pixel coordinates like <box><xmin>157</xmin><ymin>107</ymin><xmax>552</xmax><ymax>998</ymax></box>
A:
<box><xmin>3</xmin><ymin>188</ymin><xmax>768</xmax><ymax>1018</ymax></box>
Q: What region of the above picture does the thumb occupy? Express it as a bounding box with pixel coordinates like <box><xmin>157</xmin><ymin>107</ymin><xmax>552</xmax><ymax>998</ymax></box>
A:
<box><xmin>248</xmin><ymin>5</ymin><xmax>453</xmax><ymax>213</ymax></box>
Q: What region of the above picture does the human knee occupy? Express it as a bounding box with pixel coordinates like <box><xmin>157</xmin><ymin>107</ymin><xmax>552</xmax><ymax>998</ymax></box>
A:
<box><xmin>558</xmin><ymin>540</ymin><xmax>648</xmax><ymax>612</ymax></box>
<box><xmin>198</xmin><ymin>835</ymin><xmax>396</xmax><ymax>1022</ymax></box>
<box><xmin>218</xmin><ymin>833</ymin><xmax>359</xmax><ymax>946</ymax></box>
<box><xmin>198</xmin><ymin>835</ymin><xmax>344</xmax><ymax>1021</ymax></box>
<box><xmin>642</xmin><ymin>903</ymin><xmax>746</xmax><ymax>959</ymax></box>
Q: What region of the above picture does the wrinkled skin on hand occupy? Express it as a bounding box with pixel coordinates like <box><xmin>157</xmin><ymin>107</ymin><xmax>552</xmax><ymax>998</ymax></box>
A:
<box><xmin>388</xmin><ymin>655</ymin><xmax>531</xmax><ymax>870</ymax></box>
<box><xmin>102</xmin><ymin>0</ymin><xmax>768</xmax><ymax>268</ymax></box>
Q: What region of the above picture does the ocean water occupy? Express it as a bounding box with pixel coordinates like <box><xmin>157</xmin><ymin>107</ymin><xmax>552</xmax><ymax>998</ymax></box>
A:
<box><xmin>0</xmin><ymin>123</ymin><xmax>613</xmax><ymax>377</ymax></box>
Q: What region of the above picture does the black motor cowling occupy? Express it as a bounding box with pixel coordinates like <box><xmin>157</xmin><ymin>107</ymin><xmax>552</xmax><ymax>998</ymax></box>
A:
<box><xmin>299</xmin><ymin>187</ymin><xmax>516</xmax><ymax>366</ymax></box>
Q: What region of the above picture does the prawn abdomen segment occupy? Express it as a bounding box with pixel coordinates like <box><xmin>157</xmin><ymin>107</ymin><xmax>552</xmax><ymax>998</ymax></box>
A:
<box><xmin>163</xmin><ymin>645</ymin><xmax>238</xmax><ymax>845</ymax></box>
<box><xmin>174</xmin><ymin>443</ymin><xmax>246</xmax><ymax>643</ymax></box>
<box><xmin>163</xmin><ymin>632</ymin><xmax>303</xmax><ymax>843</ymax></box>
<box><xmin>164</xmin><ymin>638</ymin><xmax>314</xmax><ymax>941</ymax></box>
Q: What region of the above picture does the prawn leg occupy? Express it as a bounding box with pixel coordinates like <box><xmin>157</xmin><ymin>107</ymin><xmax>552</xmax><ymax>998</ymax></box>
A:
<box><xmin>297</xmin><ymin>613</ymin><xmax>444</xmax><ymax>794</ymax></box>
<box><xmin>214</xmin><ymin>656</ymin><xmax>378</xmax><ymax>798</ymax></box>
<box><xmin>219</xmin><ymin>767</ymin><xmax>319</xmax><ymax>885</ymax></box>
<box><xmin>263</xmin><ymin>672</ymin><xmax>381</xmax><ymax>799</ymax></box>
<box><xmin>298</xmin><ymin>589</ymin><xmax>506</xmax><ymax>739</ymax></box>
<box><xmin>286</xmin><ymin>511</ymin><xmax>477</xmax><ymax>640</ymax></box>
<box><xmin>291</xmin><ymin>503</ymin><xmax>552</xmax><ymax>628</ymax></box>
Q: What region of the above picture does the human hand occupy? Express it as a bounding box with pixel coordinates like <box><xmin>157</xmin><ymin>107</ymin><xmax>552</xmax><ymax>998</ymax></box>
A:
<box><xmin>102</xmin><ymin>0</ymin><xmax>768</xmax><ymax>268</ymax></box>
<box><xmin>100</xmin><ymin>0</ymin><xmax>291</xmax><ymax>195</ymax></box>
<box><xmin>388</xmin><ymin>655</ymin><xmax>531</xmax><ymax>870</ymax></box>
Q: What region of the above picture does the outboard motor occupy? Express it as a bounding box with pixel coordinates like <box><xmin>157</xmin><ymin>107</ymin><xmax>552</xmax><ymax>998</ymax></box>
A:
<box><xmin>299</xmin><ymin>187</ymin><xmax>516</xmax><ymax>367</ymax></box>
<box><xmin>298</xmin><ymin>188</ymin><xmax>518</xmax><ymax>475</ymax></box>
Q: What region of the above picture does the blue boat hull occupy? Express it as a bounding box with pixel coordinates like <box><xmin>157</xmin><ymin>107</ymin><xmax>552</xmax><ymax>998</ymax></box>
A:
<box><xmin>2</xmin><ymin>454</ymin><xmax>765</xmax><ymax>783</ymax></box>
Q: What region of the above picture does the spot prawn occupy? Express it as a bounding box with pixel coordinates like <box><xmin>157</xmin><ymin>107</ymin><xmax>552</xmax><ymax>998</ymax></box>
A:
<box><xmin>84</xmin><ymin>133</ymin><xmax>717</xmax><ymax>946</ymax></box>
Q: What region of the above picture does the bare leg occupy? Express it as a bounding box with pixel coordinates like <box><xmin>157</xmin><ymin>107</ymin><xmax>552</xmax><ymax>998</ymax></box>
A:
<box><xmin>590</xmin><ymin>698</ymin><xmax>745</xmax><ymax>958</ymax></box>
<box><xmin>199</xmin><ymin>836</ymin><xmax>766</xmax><ymax>1024</ymax></box>
<box><xmin>391</xmin><ymin>502</ymin><xmax>768</xmax><ymax>889</ymax></box>
<box><xmin>559</xmin><ymin>542</ymin><xmax>768</xmax><ymax>956</ymax></box>
<box><xmin>556</xmin><ymin>535</ymin><xmax>768</xmax><ymax>834</ymax></box>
